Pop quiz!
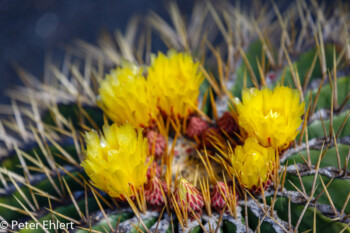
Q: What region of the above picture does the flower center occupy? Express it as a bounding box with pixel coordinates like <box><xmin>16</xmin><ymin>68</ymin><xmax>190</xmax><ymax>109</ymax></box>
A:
<box><xmin>264</xmin><ymin>109</ymin><xmax>280</xmax><ymax>119</ymax></box>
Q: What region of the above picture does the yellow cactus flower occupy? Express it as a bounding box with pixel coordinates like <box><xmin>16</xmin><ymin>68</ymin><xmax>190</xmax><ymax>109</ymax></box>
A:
<box><xmin>235</xmin><ymin>86</ymin><xmax>305</xmax><ymax>149</ymax></box>
<box><xmin>147</xmin><ymin>51</ymin><xmax>204</xmax><ymax>118</ymax></box>
<box><xmin>82</xmin><ymin>123</ymin><xmax>150</xmax><ymax>199</ymax></box>
<box><xmin>231</xmin><ymin>138</ymin><xmax>275</xmax><ymax>189</ymax></box>
<box><xmin>98</xmin><ymin>65</ymin><xmax>157</xmax><ymax>128</ymax></box>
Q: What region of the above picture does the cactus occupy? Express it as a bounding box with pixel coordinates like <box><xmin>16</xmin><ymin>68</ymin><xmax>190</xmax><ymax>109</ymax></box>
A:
<box><xmin>0</xmin><ymin>1</ymin><xmax>350</xmax><ymax>233</ymax></box>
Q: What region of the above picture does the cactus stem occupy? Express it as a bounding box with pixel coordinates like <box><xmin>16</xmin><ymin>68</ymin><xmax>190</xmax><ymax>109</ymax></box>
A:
<box><xmin>319</xmin><ymin>176</ymin><xmax>338</xmax><ymax>216</ymax></box>
<box><xmin>294</xmin><ymin>187</ymin><xmax>317</xmax><ymax>233</ymax></box>
<box><xmin>91</xmin><ymin>187</ymin><xmax>114</xmax><ymax>231</ymax></box>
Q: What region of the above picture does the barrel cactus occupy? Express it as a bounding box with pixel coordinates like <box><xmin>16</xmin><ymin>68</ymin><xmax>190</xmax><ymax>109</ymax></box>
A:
<box><xmin>0</xmin><ymin>1</ymin><xmax>349</xmax><ymax>232</ymax></box>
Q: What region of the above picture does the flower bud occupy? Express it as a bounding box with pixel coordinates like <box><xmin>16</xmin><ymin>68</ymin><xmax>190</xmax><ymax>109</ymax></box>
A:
<box><xmin>174</xmin><ymin>178</ymin><xmax>204</xmax><ymax>218</ymax></box>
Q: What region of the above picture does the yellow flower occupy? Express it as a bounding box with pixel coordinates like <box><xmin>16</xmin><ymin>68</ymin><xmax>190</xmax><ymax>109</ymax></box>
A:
<box><xmin>235</xmin><ymin>86</ymin><xmax>305</xmax><ymax>149</ymax></box>
<box><xmin>98</xmin><ymin>65</ymin><xmax>157</xmax><ymax>128</ymax></box>
<box><xmin>147</xmin><ymin>51</ymin><xmax>204</xmax><ymax>118</ymax></box>
<box><xmin>82</xmin><ymin>123</ymin><xmax>150</xmax><ymax>199</ymax></box>
<box><xmin>231</xmin><ymin>138</ymin><xmax>275</xmax><ymax>189</ymax></box>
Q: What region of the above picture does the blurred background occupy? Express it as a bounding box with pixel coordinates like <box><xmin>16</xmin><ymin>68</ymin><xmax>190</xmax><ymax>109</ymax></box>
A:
<box><xmin>0</xmin><ymin>0</ymin><xmax>194</xmax><ymax>104</ymax></box>
<box><xmin>0</xmin><ymin>0</ymin><xmax>339</xmax><ymax>105</ymax></box>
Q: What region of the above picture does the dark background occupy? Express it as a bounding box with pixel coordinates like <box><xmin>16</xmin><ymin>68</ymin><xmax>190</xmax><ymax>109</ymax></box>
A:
<box><xmin>0</xmin><ymin>0</ymin><xmax>339</xmax><ymax>105</ymax></box>
<box><xmin>0</xmin><ymin>0</ymin><xmax>194</xmax><ymax>105</ymax></box>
